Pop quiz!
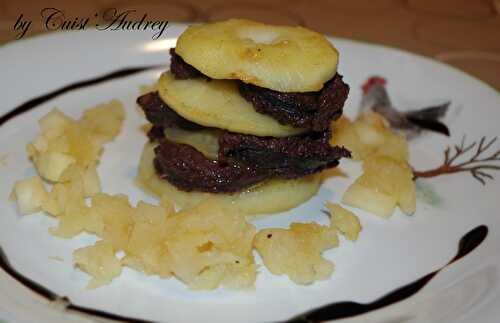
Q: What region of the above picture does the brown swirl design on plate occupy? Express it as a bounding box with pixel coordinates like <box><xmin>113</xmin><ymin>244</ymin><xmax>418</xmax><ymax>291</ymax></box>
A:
<box><xmin>0</xmin><ymin>65</ymin><xmax>163</xmax><ymax>127</ymax></box>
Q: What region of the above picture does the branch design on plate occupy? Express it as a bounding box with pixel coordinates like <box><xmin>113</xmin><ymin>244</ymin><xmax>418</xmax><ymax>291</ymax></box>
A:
<box><xmin>361</xmin><ymin>76</ymin><xmax>500</xmax><ymax>185</ymax></box>
<box><xmin>413</xmin><ymin>135</ymin><xmax>500</xmax><ymax>184</ymax></box>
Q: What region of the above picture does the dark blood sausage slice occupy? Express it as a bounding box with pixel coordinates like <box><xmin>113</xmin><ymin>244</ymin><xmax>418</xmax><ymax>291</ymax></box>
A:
<box><xmin>169</xmin><ymin>48</ymin><xmax>205</xmax><ymax>79</ymax></box>
<box><xmin>219</xmin><ymin>131</ymin><xmax>351</xmax><ymax>179</ymax></box>
<box><xmin>238</xmin><ymin>74</ymin><xmax>349</xmax><ymax>132</ymax></box>
<box><xmin>169</xmin><ymin>47</ymin><xmax>349</xmax><ymax>132</ymax></box>
<box><xmin>137</xmin><ymin>90</ymin><xmax>351</xmax><ymax>192</ymax></box>
<box><xmin>154</xmin><ymin>139</ymin><xmax>269</xmax><ymax>193</ymax></box>
<box><xmin>154</xmin><ymin>135</ymin><xmax>350</xmax><ymax>193</ymax></box>
<box><xmin>137</xmin><ymin>91</ymin><xmax>203</xmax><ymax>131</ymax></box>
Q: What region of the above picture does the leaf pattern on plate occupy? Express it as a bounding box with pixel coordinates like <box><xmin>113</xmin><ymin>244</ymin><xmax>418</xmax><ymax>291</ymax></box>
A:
<box><xmin>415</xmin><ymin>179</ymin><xmax>443</xmax><ymax>207</ymax></box>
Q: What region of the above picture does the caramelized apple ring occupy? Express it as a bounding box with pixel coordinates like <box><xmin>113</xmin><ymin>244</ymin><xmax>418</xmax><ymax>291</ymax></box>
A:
<box><xmin>157</xmin><ymin>71</ymin><xmax>303</xmax><ymax>137</ymax></box>
<box><xmin>175</xmin><ymin>19</ymin><xmax>339</xmax><ymax>92</ymax></box>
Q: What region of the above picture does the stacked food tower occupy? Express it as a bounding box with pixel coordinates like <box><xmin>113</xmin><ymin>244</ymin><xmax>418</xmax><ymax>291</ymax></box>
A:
<box><xmin>136</xmin><ymin>19</ymin><xmax>351</xmax><ymax>214</ymax></box>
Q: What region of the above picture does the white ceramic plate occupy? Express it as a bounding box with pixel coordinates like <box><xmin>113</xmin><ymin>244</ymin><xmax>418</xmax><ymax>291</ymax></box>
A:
<box><xmin>1</xmin><ymin>23</ymin><xmax>499</xmax><ymax>323</ymax></box>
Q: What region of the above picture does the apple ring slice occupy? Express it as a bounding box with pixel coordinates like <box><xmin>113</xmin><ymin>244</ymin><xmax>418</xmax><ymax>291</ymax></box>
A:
<box><xmin>157</xmin><ymin>71</ymin><xmax>303</xmax><ymax>137</ymax></box>
<box><xmin>175</xmin><ymin>19</ymin><xmax>339</xmax><ymax>93</ymax></box>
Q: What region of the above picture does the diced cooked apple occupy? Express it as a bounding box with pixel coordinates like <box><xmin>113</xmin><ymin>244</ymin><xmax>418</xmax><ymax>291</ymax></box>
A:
<box><xmin>35</xmin><ymin>152</ymin><xmax>76</xmax><ymax>182</ymax></box>
<box><xmin>325</xmin><ymin>202</ymin><xmax>362</xmax><ymax>241</ymax></box>
<box><xmin>124</xmin><ymin>202</ymin><xmax>171</xmax><ymax>275</ymax></box>
<box><xmin>357</xmin><ymin>111</ymin><xmax>390</xmax><ymax>129</ymax></box>
<box><xmin>41</xmin><ymin>183</ymin><xmax>68</xmax><ymax>216</ymax></box>
<box><xmin>49</xmin><ymin>199</ymin><xmax>89</xmax><ymax>238</ymax></box>
<box><xmin>218</xmin><ymin>263</ymin><xmax>257</xmax><ymax>290</ymax></box>
<box><xmin>343</xmin><ymin>155</ymin><xmax>416</xmax><ymax>217</ymax></box>
<box><xmin>31</xmin><ymin>135</ymin><xmax>49</xmax><ymax>153</ymax></box>
<box><xmin>354</xmin><ymin>119</ymin><xmax>386</xmax><ymax>148</ymax></box>
<box><xmin>349</xmin><ymin>112</ymin><xmax>389</xmax><ymax>159</ymax></box>
<box><xmin>46</xmin><ymin>176</ymin><xmax>95</xmax><ymax>238</ymax></box>
<box><xmin>65</xmin><ymin>126</ymin><xmax>103</xmax><ymax>168</ymax></box>
<box><xmin>188</xmin><ymin>265</ymin><xmax>226</xmax><ymax>290</ymax></box>
<box><xmin>47</xmin><ymin>179</ymin><xmax>84</xmax><ymax>215</ymax></box>
<box><xmin>82</xmin><ymin>207</ymin><xmax>105</xmax><ymax>237</ymax></box>
<box><xmin>40</xmin><ymin>194</ymin><xmax>59</xmax><ymax>216</ymax></box>
<box><xmin>363</xmin><ymin>156</ymin><xmax>410</xmax><ymax>193</ymax></box>
<box><xmin>399</xmin><ymin>180</ymin><xmax>417</xmax><ymax>215</ymax></box>
<box><xmin>38</xmin><ymin>108</ymin><xmax>74</xmax><ymax>139</ymax></box>
<box><xmin>46</xmin><ymin>134</ymin><xmax>70</xmax><ymax>155</ymax></box>
<box><xmin>91</xmin><ymin>193</ymin><xmax>134</xmax><ymax>250</ymax></box>
<box><xmin>373</xmin><ymin>132</ymin><xmax>409</xmax><ymax>162</ymax></box>
<box><xmin>73</xmin><ymin>240</ymin><xmax>122</xmax><ymax>289</ymax></box>
<box><xmin>11</xmin><ymin>100</ymin><xmax>132</xmax><ymax>287</ymax></box>
<box><xmin>331</xmin><ymin>112</ymin><xmax>410</xmax><ymax>164</ymax></box>
<box><xmin>26</xmin><ymin>102</ymin><xmax>125</xmax><ymax>187</ymax></box>
<box><xmin>187</xmin><ymin>263</ymin><xmax>257</xmax><ymax>290</ymax></box>
<box><xmin>331</xmin><ymin>117</ymin><xmax>365</xmax><ymax>160</ymax></box>
<box><xmin>82</xmin><ymin>165</ymin><xmax>101</xmax><ymax>197</ymax></box>
<box><xmin>79</xmin><ymin>100</ymin><xmax>125</xmax><ymax>142</ymax></box>
<box><xmin>158</xmin><ymin>199</ymin><xmax>256</xmax><ymax>287</ymax></box>
<box><xmin>11</xmin><ymin>176</ymin><xmax>48</xmax><ymax>214</ymax></box>
<box><xmin>364</xmin><ymin>156</ymin><xmax>415</xmax><ymax>215</ymax></box>
<box><xmin>342</xmin><ymin>178</ymin><xmax>398</xmax><ymax>218</ymax></box>
<box><xmin>253</xmin><ymin>222</ymin><xmax>338</xmax><ymax>285</ymax></box>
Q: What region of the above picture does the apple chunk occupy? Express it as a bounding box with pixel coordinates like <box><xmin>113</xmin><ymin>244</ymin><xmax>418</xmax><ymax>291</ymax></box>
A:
<box><xmin>342</xmin><ymin>156</ymin><xmax>416</xmax><ymax>218</ymax></box>
<box><xmin>11</xmin><ymin>176</ymin><xmax>48</xmax><ymax>215</ymax></box>
<box><xmin>342</xmin><ymin>179</ymin><xmax>398</xmax><ymax>218</ymax></box>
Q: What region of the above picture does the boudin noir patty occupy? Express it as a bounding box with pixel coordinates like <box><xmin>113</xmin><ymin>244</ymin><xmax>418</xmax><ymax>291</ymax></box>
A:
<box><xmin>154</xmin><ymin>139</ymin><xmax>269</xmax><ymax>193</ymax></box>
<box><xmin>169</xmin><ymin>48</ymin><xmax>205</xmax><ymax>80</ymax></box>
<box><xmin>154</xmin><ymin>134</ymin><xmax>350</xmax><ymax>193</ymax></box>
<box><xmin>218</xmin><ymin>131</ymin><xmax>350</xmax><ymax>179</ymax></box>
<box><xmin>137</xmin><ymin>92</ymin><xmax>351</xmax><ymax>192</ymax></box>
<box><xmin>137</xmin><ymin>89</ymin><xmax>203</xmax><ymax>131</ymax></box>
<box><xmin>169</xmin><ymin>49</ymin><xmax>349</xmax><ymax>131</ymax></box>
<box><xmin>238</xmin><ymin>75</ymin><xmax>348</xmax><ymax>132</ymax></box>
